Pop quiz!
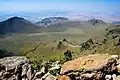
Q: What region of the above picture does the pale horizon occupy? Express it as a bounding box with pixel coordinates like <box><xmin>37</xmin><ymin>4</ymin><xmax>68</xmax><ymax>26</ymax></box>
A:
<box><xmin>0</xmin><ymin>0</ymin><xmax>120</xmax><ymax>22</ymax></box>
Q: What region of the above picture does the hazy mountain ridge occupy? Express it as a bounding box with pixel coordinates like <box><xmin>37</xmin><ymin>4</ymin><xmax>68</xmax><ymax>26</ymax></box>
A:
<box><xmin>0</xmin><ymin>16</ymin><xmax>108</xmax><ymax>35</ymax></box>
<box><xmin>112</xmin><ymin>21</ymin><xmax>120</xmax><ymax>24</ymax></box>
<box><xmin>36</xmin><ymin>17</ymin><xmax>68</xmax><ymax>27</ymax></box>
<box><xmin>47</xmin><ymin>19</ymin><xmax>107</xmax><ymax>28</ymax></box>
<box><xmin>87</xmin><ymin>19</ymin><xmax>106</xmax><ymax>25</ymax></box>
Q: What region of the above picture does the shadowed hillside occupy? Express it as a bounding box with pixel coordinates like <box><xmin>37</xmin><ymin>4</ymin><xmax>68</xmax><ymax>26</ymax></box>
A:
<box><xmin>0</xmin><ymin>49</ymin><xmax>13</xmax><ymax>58</ymax></box>
<box><xmin>0</xmin><ymin>16</ymin><xmax>40</xmax><ymax>35</ymax></box>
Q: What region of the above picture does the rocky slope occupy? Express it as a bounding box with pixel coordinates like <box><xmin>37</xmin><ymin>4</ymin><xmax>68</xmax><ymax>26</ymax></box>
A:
<box><xmin>0</xmin><ymin>56</ymin><xmax>35</xmax><ymax>80</ymax></box>
<box><xmin>0</xmin><ymin>56</ymin><xmax>58</xmax><ymax>80</ymax></box>
<box><xmin>59</xmin><ymin>54</ymin><xmax>120</xmax><ymax>80</ymax></box>
<box><xmin>1</xmin><ymin>54</ymin><xmax>120</xmax><ymax>80</ymax></box>
<box><xmin>79</xmin><ymin>24</ymin><xmax>120</xmax><ymax>55</ymax></box>
<box><xmin>61</xmin><ymin>54</ymin><xmax>110</xmax><ymax>74</ymax></box>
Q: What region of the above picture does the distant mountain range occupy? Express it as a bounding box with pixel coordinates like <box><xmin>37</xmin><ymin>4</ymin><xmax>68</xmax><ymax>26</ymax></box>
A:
<box><xmin>0</xmin><ymin>16</ymin><xmax>108</xmax><ymax>35</ymax></box>
<box><xmin>36</xmin><ymin>17</ymin><xmax>106</xmax><ymax>28</ymax></box>
<box><xmin>47</xmin><ymin>19</ymin><xmax>107</xmax><ymax>28</ymax></box>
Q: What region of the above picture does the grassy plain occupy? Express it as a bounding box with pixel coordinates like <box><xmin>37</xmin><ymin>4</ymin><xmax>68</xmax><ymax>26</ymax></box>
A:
<box><xmin>0</xmin><ymin>27</ymin><xmax>106</xmax><ymax>63</ymax></box>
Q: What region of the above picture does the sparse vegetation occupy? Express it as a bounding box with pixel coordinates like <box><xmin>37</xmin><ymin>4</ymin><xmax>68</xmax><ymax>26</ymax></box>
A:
<box><xmin>64</xmin><ymin>50</ymin><xmax>72</xmax><ymax>61</ymax></box>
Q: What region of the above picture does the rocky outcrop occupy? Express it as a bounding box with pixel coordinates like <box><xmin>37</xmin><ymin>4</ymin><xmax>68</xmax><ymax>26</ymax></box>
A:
<box><xmin>106</xmin><ymin>25</ymin><xmax>120</xmax><ymax>35</ymax></box>
<box><xmin>0</xmin><ymin>56</ymin><xmax>35</xmax><ymax>80</ymax></box>
<box><xmin>0</xmin><ymin>56</ymin><xmax>58</xmax><ymax>80</ymax></box>
<box><xmin>80</xmin><ymin>39</ymin><xmax>94</xmax><ymax>51</ymax></box>
<box><xmin>1</xmin><ymin>54</ymin><xmax>120</xmax><ymax>80</ymax></box>
<box><xmin>59</xmin><ymin>54</ymin><xmax>120</xmax><ymax>80</ymax></box>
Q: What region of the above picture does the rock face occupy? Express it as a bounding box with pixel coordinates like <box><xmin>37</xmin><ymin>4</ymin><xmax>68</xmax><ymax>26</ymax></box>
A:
<box><xmin>0</xmin><ymin>56</ymin><xmax>36</xmax><ymax>80</ymax></box>
<box><xmin>59</xmin><ymin>54</ymin><xmax>120</xmax><ymax>80</ymax></box>
<box><xmin>0</xmin><ymin>56</ymin><xmax>57</xmax><ymax>80</ymax></box>
<box><xmin>61</xmin><ymin>54</ymin><xmax>110</xmax><ymax>74</ymax></box>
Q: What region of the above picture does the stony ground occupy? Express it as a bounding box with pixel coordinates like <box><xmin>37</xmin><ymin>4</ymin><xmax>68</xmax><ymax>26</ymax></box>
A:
<box><xmin>61</xmin><ymin>54</ymin><xmax>110</xmax><ymax>74</ymax></box>
<box><xmin>59</xmin><ymin>54</ymin><xmax>120</xmax><ymax>80</ymax></box>
<box><xmin>1</xmin><ymin>53</ymin><xmax>120</xmax><ymax>80</ymax></box>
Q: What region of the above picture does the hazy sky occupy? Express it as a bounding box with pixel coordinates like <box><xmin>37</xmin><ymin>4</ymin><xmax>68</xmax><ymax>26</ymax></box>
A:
<box><xmin>0</xmin><ymin>0</ymin><xmax>120</xmax><ymax>22</ymax></box>
<box><xmin>0</xmin><ymin>0</ymin><xmax>120</xmax><ymax>13</ymax></box>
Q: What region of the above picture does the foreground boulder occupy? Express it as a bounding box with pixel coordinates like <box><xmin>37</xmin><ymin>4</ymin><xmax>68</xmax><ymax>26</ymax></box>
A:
<box><xmin>0</xmin><ymin>56</ymin><xmax>57</xmax><ymax>80</ymax></box>
<box><xmin>61</xmin><ymin>54</ymin><xmax>110</xmax><ymax>74</ymax></box>
<box><xmin>58</xmin><ymin>75</ymin><xmax>71</xmax><ymax>80</ymax></box>
<box><xmin>0</xmin><ymin>56</ymin><xmax>36</xmax><ymax>80</ymax></box>
<box><xmin>59</xmin><ymin>54</ymin><xmax>120</xmax><ymax>80</ymax></box>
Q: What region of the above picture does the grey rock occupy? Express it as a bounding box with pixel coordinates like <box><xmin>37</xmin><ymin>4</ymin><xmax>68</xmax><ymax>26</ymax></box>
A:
<box><xmin>40</xmin><ymin>66</ymin><xmax>46</xmax><ymax>73</ymax></box>
<box><xmin>0</xmin><ymin>56</ymin><xmax>35</xmax><ymax>80</ymax></box>
<box><xmin>41</xmin><ymin>72</ymin><xmax>56</xmax><ymax>80</ymax></box>
<box><xmin>26</xmin><ymin>66</ymin><xmax>33</xmax><ymax>80</ymax></box>
<box><xmin>22</xmin><ymin>63</ymin><xmax>29</xmax><ymax>76</ymax></box>
<box><xmin>117</xmin><ymin>59</ymin><xmax>120</xmax><ymax>64</ymax></box>
<box><xmin>0</xmin><ymin>56</ymin><xmax>29</xmax><ymax>71</ymax></box>
<box><xmin>34</xmin><ymin>72</ymin><xmax>43</xmax><ymax>79</ymax></box>
<box><xmin>0</xmin><ymin>63</ymin><xmax>5</xmax><ymax>71</ymax></box>
<box><xmin>80</xmin><ymin>73</ymin><xmax>95</xmax><ymax>80</ymax></box>
<box><xmin>105</xmin><ymin>75</ymin><xmax>112</xmax><ymax>80</ymax></box>
<box><xmin>112</xmin><ymin>74</ymin><xmax>116</xmax><ymax>80</ymax></box>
